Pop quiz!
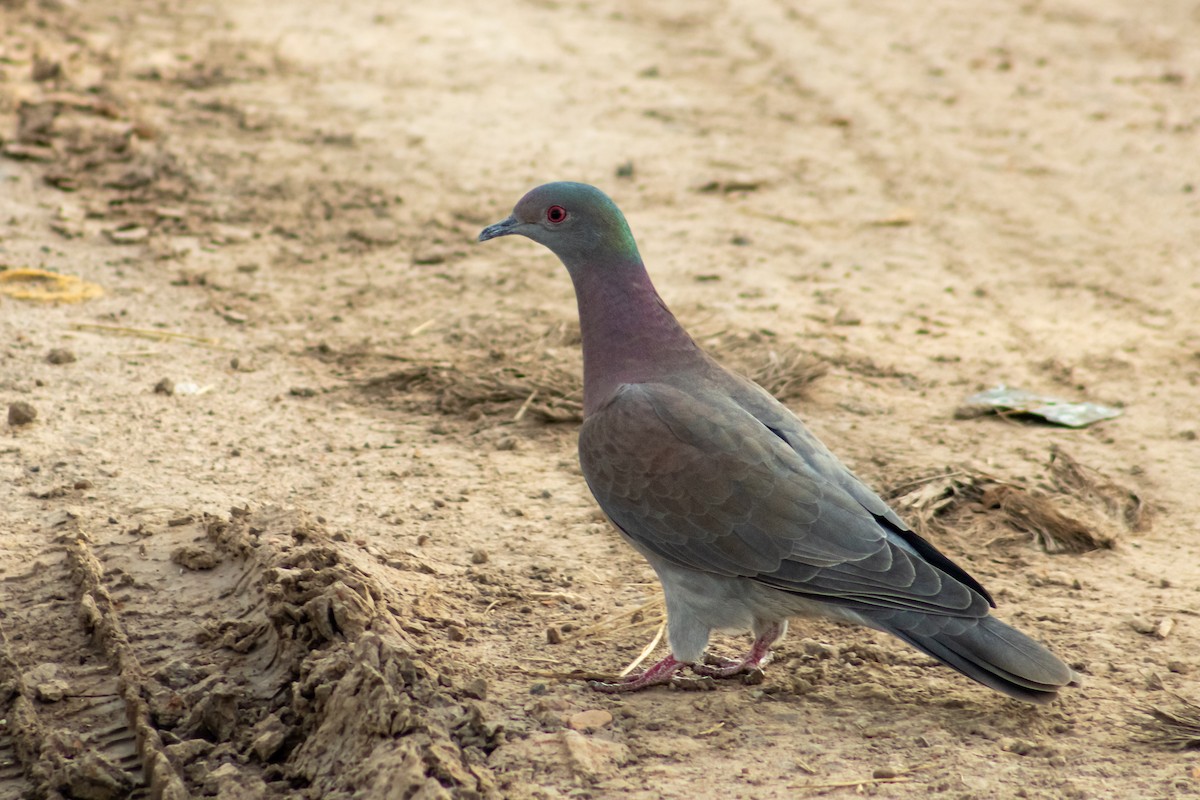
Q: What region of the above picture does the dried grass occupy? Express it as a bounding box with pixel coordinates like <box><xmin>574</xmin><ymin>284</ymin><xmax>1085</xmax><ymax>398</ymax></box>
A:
<box><xmin>1046</xmin><ymin>446</ymin><xmax>1150</xmax><ymax>532</ymax></box>
<box><xmin>1139</xmin><ymin>695</ymin><xmax>1200</xmax><ymax>750</ymax></box>
<box><xmin>697</xmin><ymin>327</ymin><xmax>827</xmax><ymax>403</ymax></box>
<box><xmin>359</xmin><ymin>318</ymin><xmax>825</xmax><ymax>422</ymax></box>
<box><xmin>884</xmin><ymin>448</ymin><xmax>1145</xmax><ymax>554</ymax></box>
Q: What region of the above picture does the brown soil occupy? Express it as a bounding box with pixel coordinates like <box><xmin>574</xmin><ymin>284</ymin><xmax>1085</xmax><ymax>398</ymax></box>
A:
<box><xmin>2</xmin><ymin>0</ymin><xmax>1199</xmax><ymax>798</ymax></box>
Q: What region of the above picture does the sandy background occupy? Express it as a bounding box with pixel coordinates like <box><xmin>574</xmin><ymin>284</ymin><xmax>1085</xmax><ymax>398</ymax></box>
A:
<box><xmin>2</xmin><ymin>0</ymin><xmax>1199</xmax><ymax>797</ymax></box>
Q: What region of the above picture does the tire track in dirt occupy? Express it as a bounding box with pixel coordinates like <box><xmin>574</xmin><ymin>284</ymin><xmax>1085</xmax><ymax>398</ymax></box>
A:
<box><xmin>0</xmin><ymin>520</ymin><xmax>170</xmax><ymax>800</ymax></box>
<box><xmin>731</xmin><ymin>0</ymin><xmax>1195</xmax><ymax>270</ymax></box>
<box><xmin>704</xmin><ymin>0</ymin><xmax>1199</xmax><ymax>371</ymax></box>
<box><xmin>705</xmin><ymin>0</ymin><xmax>1199</xmax><ymax>513</ymax></box>
<box><xmin>1</xmin><ymin>504</ymin><xmax>506</xmax><ymax>798</ymax></box>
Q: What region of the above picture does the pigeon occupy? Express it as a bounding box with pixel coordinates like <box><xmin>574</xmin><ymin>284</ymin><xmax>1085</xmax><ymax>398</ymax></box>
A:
<box><xmin>479</xmin><ymin>182</ymin><xmax>1076</xmax><ymax>704</ymax></box>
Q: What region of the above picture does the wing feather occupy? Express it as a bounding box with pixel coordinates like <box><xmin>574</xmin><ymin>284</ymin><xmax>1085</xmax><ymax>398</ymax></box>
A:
<box><xmin>579</xmin><ymin>382</ymin><xmax>990</xmax><ymax>619</ymax></box>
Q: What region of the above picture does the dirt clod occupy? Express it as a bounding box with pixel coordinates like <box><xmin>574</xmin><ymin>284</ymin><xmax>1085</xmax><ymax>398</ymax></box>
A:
<box><xmin>249</xmin><ymin>713</ymin><xmax>290</xmax><ymax>761</ymax></box>
<box><xmin>47</xmin><ymin>347</ymin><xmax>77</xmax><ymax>364</ymax></box>
<box><xmin>171</xmin><ymin>544</ymin><xmax>221</xmax><ymax>570</ymax></box>
<box><xmin>34</xmin><ymin>678</ymin><xmax>69</xmax><ymax>702</ymax></box>
<box><xmin>7</xmin><ymin>401</ymin><xmax>37</xmax><ymax>426</ymax></box>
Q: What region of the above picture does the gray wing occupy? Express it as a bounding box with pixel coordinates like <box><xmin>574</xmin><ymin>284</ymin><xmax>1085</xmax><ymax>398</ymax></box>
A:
<box><xmin>722</xmin><ymin>371</ymin><xmax>994</xmax><ymax>604</ymax></box>
<box><xmin>579</xmin><ymin>382</ymin><xmax>989</xmax><ymax>618</ymax></box>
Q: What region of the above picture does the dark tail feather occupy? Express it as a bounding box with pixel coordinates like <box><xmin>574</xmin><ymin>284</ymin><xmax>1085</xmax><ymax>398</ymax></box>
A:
<box><xmin>884</xmin><ymin>615</ymin><xmax>1077</xmax><ymax>705</ymax></box>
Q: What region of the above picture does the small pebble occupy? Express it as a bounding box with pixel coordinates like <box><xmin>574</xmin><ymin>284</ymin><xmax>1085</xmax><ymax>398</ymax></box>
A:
<box><xmin>447</xmin><ymin>626</ymin><xmax>467</xmax><ymax>642</ymax></box>
<box><xmin>1000</xmin><ymin>737</ymin><xmax>1038</xmax><ymax>756</ymax></box>
<box><xmin>46</xmin><ymin>348</ymin><xmax>76</xmax><ymax>364</ymax></box>
<box><xmin>800</xmin><ymin>638</ymin><xmax>836</xmax><ymax>659</ymax></box>
<box><xmin>7</xmin><ymin>401</ymin><xmax>37</xmax><ymax>426</ymax></box>
<box><xmin>470</xmin><ymin>548</ymin><xmax>489</xmax><ymax>564</ymax></box>
<box><xmin>73</xmin><ymin>480</ymin><xmax>93</xmax><ymax>490</ymax></box>
<box><xmin>154</xmin><ymin>378</ymin><xmax>175</xmax><ymax>395</ymax></box>
<box><xmin>568</xmin><ymin>709</ymin><xmax>613</xmax><ymax>731</ymax></box>
<box><xmin>872</xmin><ymin>767</ymin><xmax>898</xmax><ymax>780</ymax></box>
<box><xmin>463</xmin><ymin>677</ymin><xmax>488</xmax><ymax>700</ymax></box>
<box><xmin>1166</xmin><ymin>660</ymin><xmax>1189</xmax><ymax>674</ymax></box>
<box><xmin>34</xmin><ymin>679</ymin><xmax>69</xmax><ymax>703</ymax></box>
<box><xmin>546</xmin><ymin>626</ymin><xmax>563</xmax><ymax>645</ymax></box>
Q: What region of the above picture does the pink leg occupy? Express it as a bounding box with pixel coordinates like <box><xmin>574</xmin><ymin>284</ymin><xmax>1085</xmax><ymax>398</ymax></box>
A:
<box><xmin>589</xmin><ymin>655</ymin><xmax>686</xmax><ymax>693</ymax></box>
<box><xmin>691</xmin><ymin>620</ymin><xmax>785</xmax><ymax>679</ymax></box>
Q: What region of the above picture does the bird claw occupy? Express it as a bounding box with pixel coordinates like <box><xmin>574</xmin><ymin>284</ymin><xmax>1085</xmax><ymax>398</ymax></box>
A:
<box><xmin>588</xmin><ymin>679</ymin><xmax>645</xmax><ymax>694</ymax></box>
<box><xmin>691</xmin><ymin>651</ymin><xmax>774</xmax><ymax>680</ymax></box>
<box><xmin>587</xmin><ymin>655</ymin><xmax>685</xmax><ymax>693</ymax></box>
<box><xmin>584</xmin><ymin>648</ymin><xmax>769</xmax><ymax>692</ymax></box>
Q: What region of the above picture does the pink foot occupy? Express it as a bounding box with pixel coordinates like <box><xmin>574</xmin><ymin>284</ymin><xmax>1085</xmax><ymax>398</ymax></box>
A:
<box><xmin>691</xmin><ymin>621</ymin><xmax>784</xmax><ymax>679</ymax></box>
<box><xmin>589</xmin><ymin>655</ymin><xmax>701</xmax><ymax>693</ymax></box>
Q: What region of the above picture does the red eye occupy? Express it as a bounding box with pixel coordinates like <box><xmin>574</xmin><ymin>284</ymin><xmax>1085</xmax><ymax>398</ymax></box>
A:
<box><xmin>546</xmin><ymin>205</ymin><xmax>567</xmax><ymax>223</ymax></box>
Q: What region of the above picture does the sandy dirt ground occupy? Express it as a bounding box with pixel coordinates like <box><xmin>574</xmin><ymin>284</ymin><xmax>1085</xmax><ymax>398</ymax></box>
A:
<box><xmin>2</xmin><ymin>0</ymin><xmax>1200</xmax><ymax>797</ymax></box>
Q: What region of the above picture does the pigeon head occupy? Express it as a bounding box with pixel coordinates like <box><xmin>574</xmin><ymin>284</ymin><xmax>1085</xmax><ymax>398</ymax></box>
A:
<box><xmin>478</xmin><ymin>182</ymin><xmax>641</xmax><ymax>269</ymax></box>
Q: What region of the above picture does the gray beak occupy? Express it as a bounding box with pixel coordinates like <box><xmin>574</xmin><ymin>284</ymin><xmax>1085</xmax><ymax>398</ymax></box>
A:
<box><xmin>478</xmin><ymin>215</ymin><xmax>520</xmax><ymax>242</ymax></box>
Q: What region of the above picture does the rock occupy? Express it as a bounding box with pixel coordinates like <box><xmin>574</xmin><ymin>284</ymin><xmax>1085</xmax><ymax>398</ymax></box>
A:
<box><xmin>349</xmin><ymin>220</ymin><xmax>400</xmax><ymax>246</ymax></box>
<box><xmin>171</xmin><ymin>545</ymin><xmax>220</xmax><ymax>571</ymax></box>
<box><xmin>47</xmin><ymin>348</ymin><xmax>77</xmax><ymax>364</ymax></box>
<box><xmin>204</xmin><ymin>762</ymin><xmax>268</xmax><ymax>799</ymax></box>
<box><xmin>213</xmin><ymin>225</ymin><xmax>252</xmax><ymax>245</ymax></box>
<box><xmin>567</xmin><ymin>709</ymin><xmax>613</xmax><ymax>732</ymax></box>
<box><xmin>154</xmin><ymin>378</ymin><xmax>175</xmax><ymax>395</ymax></box>
<box><xmin>470</xmin><ymin>548</ymin><xmax>488</xmax><ymax>564</ymax></box>
<box><xmin>35</xmin><ymin>678</ymin><xmax>70</xmax><ymax>702</ymax></box>
<box><xmin>7</xmin><ymin>401</ymin><xmax>37</xmax><ymax>426</ymax></box>
<box><xmin>999</xmin><ymin>737</ymin><xmax>1038</xmax><ymax>755</ymax></box>
<box><xmin>61</xmin><ymin>751</ymin><xmax>134</xmax><ymax>800</ymax></box>
<box><xmin>413</xmin><ymin>248</ymin><xmax>448</xmax><ymax>265</ymax></box>
<box><xmin>463</xmin><ymin>677</ymin><xmax>488</xmax><ymax>700</ymax></box>
<box><xmin>1</xmin><ymin>143</ymin><xmax>56</xmax><ymax>162</ymax></box>
<box><xmin>181</xmin><ymin>682</ymin><xmax>240</xmax><ymax>741</ymax></box>
<box><xmin>106</xmin><ymin>225</ymin><xmax>150</xmax><ymax>244</ymax></box>
<box><xmin>165</xmin><ymin>738</ymin><xmax>213</xmax><ymax>765</ymax></box>
<box><xmin>250</xmin><ymin>713</ymin><xmax>289</xmax><ymax>761</ymax></box>
<box><xmin>799</xmin><ymin>638</ymin><xmax>836</xmax><ymax>659</ymax></box>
